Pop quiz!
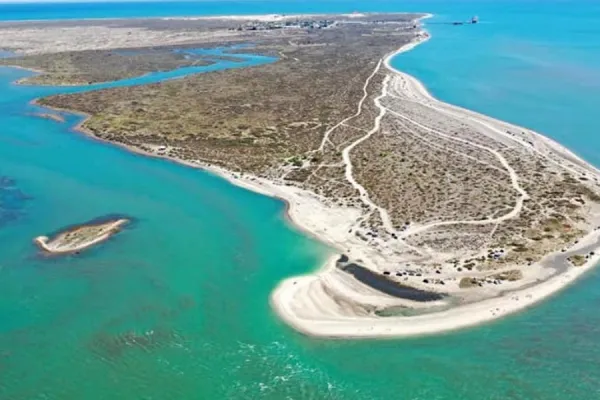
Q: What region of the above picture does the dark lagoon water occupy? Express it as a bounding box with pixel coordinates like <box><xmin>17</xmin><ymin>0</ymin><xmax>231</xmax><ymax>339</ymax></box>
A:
<box><xmin>1</xmin><ymin>1</ymin><xmax>600</xmax><ymax>399</ymax></box>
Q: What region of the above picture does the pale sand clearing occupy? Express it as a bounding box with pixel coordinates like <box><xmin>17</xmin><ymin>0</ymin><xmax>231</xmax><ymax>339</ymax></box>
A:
<box><xmin>0</xmin><ymin>12</ymin><xmax>414</xmax><ymax>55</ymax></box>
<box><xmin>0</xmin><ymin>26</ymin><xmax>242</xmax><ymax>55</ymax></box>
<box><xmin>163</xmin><ymin>12</ymin><xmax>367</xmax><ymax>22</ymax></box>
<box><xmin>163</xmin><ymin>14</ymin><xmax>305</xmax><ymax>22</ymax></box>
<box><xmin>35</xmin><ymin>218</ymin><xmax>128</xmax><ymax>254</ymax></box>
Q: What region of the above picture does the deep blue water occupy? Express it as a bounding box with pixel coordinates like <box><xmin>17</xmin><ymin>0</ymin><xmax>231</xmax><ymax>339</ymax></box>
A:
<box><xmin>1</xmin><ymin>1</ymin><xmax>600</xmax><ymax>399</ymax></box>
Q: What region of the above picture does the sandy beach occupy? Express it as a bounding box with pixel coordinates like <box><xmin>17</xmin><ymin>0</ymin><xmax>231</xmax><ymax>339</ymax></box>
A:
<box><xmin>271</xmin><ymin>232</ymin><xmax>600</xmax><ymax>338</ymax></box>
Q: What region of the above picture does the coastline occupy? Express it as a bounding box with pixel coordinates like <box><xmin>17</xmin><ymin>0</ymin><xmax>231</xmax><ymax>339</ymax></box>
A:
<box><xmin>21</xmin><ymin>12</ymin><xmax>600</xmax><ymax>338</ymax></box>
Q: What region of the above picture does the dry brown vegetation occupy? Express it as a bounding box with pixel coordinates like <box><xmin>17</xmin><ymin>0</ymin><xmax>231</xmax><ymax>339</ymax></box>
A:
<box><xmin>39</xmin><ymin>15</ymin><xmax>420</xmax><ymax>175</ymax></box>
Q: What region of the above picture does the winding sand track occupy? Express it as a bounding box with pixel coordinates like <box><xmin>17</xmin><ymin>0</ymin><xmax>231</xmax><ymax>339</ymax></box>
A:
<box><xmin>314</xmin><ymin>40</ymin><xmax>530</xmax><ymax>240</ymax></box>
<box><xmin>341</xmin><ymin>75</ymin><xmax>397</xmax><ymax>233</ymax></box>
<box><xmin>318</xmin><ymin>59</ymin><xmax>383</xmax><ymax>152</ymax></box>
<box><xmin>384</xmin><ymin>106</ymin><xmax>530</xmax><ymax>237</ymax></box>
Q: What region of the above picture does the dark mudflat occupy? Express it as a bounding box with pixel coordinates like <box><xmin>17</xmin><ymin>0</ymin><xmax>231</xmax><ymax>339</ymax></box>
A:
<box><xmin>339</xmin><ymin>262</ymin><xmax>445</xmax><ymax>302</ymax></box>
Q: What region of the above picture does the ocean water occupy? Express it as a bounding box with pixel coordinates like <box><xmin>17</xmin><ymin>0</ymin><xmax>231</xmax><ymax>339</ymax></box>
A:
<box><xmin>1</xmin><ymin>1</ymin><xmax>600</xmax><ymax>399</ymax></box>
<box><xmin>392</xmin><ymin>1</ymin><xmax>600</xmax><ymax>166</ymax></box>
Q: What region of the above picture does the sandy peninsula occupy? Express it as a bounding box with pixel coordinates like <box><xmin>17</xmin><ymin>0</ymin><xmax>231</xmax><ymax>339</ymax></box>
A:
<box><xmin>10</xmin><ymin>13</ymin><xmax>600</xmax><ymax>338</ymax></box>
<box><xmin>268</xmin><ymin>33</ymin><xmax>600</xmax><ymax>337</ymax></box>
<box><xmin>35</xmin><ymin>217</ymin><xmax>129</xmax><ymax>255</ymax></box>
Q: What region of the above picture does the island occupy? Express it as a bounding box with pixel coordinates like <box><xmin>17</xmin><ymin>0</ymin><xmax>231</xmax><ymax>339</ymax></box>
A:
<box><xmin>34</xmin><ymin>216</ymin><xmax>129</xmax><ymax>254</ymax></box>
<box><xmin>5</xmin><ymin>13</ymin><xmax>600</xmax><ymax>337</ymax></box>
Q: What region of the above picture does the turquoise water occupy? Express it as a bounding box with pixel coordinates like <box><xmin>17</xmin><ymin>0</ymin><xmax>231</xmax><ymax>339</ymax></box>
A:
<box><xmin>1</xmin><ymin>1</ymin><xmax>600</xmax><ymax>399</ymax></box>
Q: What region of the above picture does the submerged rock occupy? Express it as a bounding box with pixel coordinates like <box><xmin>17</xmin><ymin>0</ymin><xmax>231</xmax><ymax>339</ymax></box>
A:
<box><xmin>0</xmin><ymin>176</ymin><xmax>31</xmax><ymax>228</ymax></box>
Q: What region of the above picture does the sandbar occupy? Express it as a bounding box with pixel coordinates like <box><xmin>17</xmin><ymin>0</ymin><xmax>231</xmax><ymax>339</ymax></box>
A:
<box><xmin>31</xmin><ymin>112</ymin><xmax>65</xmax><ymax>123</ymax></box>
